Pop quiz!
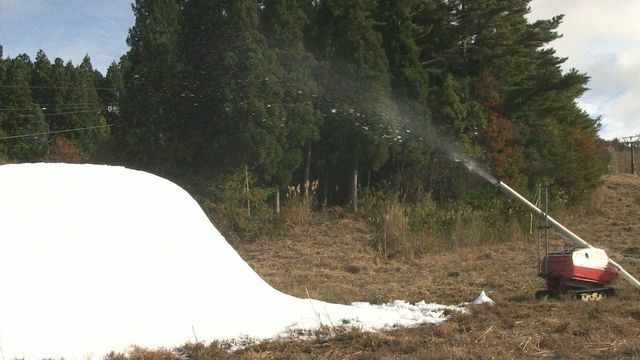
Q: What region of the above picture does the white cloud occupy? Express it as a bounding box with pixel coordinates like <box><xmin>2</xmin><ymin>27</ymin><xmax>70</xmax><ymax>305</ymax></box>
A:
<box><xmin>528</xmin><ymin>0</ymin><xmax>640</xmax><ymax>139</ymax></box>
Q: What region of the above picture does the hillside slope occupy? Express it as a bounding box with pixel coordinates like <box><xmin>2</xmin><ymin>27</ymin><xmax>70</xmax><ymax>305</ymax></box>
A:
<box><xmin>238</xmin><ymin>174</ymin><xmax>640</xmax><ymax>304</ymax></box>
<box><xmin>573</xmin><ymin>175</ymin><xmax>640</xmax><ymax>265</ymax></box>
<box><xmin>228</xmin><ymin>174</ymin><xmax>640</xmax><ymax>358</ymax></box>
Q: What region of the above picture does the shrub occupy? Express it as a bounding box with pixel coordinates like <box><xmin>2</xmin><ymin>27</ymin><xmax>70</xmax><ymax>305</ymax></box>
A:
<box><xmin>188</xmin><ymin>170</ymin><xmax>274</xmax><ymax>243</ymax></box>
<box><xmin>368</xmin><ymin>194</ymin><xmax>426</xmax><ymax>260</ymax></box>
<box><xmin>366</xmin><ymin>189</ymin><xmax>527</xmax><ymax>259</ymax></box>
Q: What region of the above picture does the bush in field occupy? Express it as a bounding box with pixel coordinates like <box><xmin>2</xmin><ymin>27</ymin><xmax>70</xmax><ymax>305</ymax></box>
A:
<box><xmin>367</xmin><ymin>193</ymin><xmax>425</xmax><ymax>260</ymax></box>
<box><xmin>366</xmin><ymin>189</ymin><xmax>527</xmax><ymax>259</ymax></box>
<box><xmin>189</xmin><ymin>170</ymin><xmax>274</xmax><ymax>243</ymax></box>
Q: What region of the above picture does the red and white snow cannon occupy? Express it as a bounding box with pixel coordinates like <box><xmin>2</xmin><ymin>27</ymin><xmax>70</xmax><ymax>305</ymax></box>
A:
<box><xmin>538</xmin><ymin>248</ymin><xmax>619</xmax><ymax>300</ymax></box>
<box><xmin>495</xmin><ymin>181</ymin><xmax>640</xmax><ymax>300</ymax></box>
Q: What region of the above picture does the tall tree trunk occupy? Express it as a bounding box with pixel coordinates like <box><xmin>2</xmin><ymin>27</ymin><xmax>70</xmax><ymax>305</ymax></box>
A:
<box><xmin>244</xmin><ymin>164</ymin><xmax>251</xmax><ymax>217</ymax></box>
<box><xmin>351</xmin><ymin>167</ymin><xmax>358</xmax><ymax>212</ymax></box>
<box><xmin>366</xmin><ymin>169</ymin><xmax>371</xmax><ymax>196</ymax></box>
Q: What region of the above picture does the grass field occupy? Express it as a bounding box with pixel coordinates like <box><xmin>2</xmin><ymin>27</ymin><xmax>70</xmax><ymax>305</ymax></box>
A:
<box><xmin>114</xmin><ymin>174</ymin><xmax>640</xmax><ymax>359</ymax></box>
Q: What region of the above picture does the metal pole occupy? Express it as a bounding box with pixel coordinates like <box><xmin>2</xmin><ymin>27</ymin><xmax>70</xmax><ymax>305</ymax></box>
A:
<box><xmin>544</xmin><ymin>186</ymin><xmax>549</xmax><ymax>277</ymax></box>
<box><xmin>536</xmin><ymin>185</ymin><xmax>541</xmax><ymax>275</ymax></box>
<box><xmin>631</xmin><ymin>142</ymin><xmax>636</xmax><ymax>175</ymax></box>
<box><xmin>497</xmin><ymin>181</ymin><xmax>591</xmax><ymax>248</ymax></box>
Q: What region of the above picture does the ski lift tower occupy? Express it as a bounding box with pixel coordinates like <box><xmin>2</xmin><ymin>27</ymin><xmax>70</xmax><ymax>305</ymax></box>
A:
<box><xmin>620</xmin><ymin>134</ymin><xmax>640</xmax><ymax>175</ymax></box>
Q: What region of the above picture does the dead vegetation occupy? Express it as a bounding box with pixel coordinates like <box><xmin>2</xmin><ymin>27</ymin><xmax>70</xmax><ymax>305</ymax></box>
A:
<box><xmin>111</xmin><ymin>173</ymin><xmax>640</xmax><ymax>359</ymax></box>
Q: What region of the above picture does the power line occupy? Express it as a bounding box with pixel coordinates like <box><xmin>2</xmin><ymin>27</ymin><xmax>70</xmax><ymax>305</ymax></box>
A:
<box><xmin>0</xmin><ymin>84</ymin><xmax>118</xmax><ymax>91</ymax></box>
<box><xmin>38</xmin><ymin>102</ymin><xmax>97</xmax><ymax>106</ymax></box>
<box><xmin>0</xmin><ymin>109</ymin><xmax>108</xmax><ymax>120</ymax></box>
<box><xmin>0</xmin><ymin>106</ymin><xmax>99</xmax><ymax>112</ymax></box>
<box><xmin>0</xmin><ymin>124</ymin><xmax>114</xmax><ymax>141</ymax></box>
<box><xmin>43</xmin><ymin>109</ymin><xmax>107</xmax><ymax>117</ymax></box>
<box><xmin>0</xmin><ymin>102</ymin><xmax>100</xmax><ymax>111</ymax></box>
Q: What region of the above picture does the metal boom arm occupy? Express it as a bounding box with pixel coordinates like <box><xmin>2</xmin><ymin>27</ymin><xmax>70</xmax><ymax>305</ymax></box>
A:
<box><xmin>496</xmin><ymin>180</ymin><xmax>640</xmax><ymax>291</ymax></box>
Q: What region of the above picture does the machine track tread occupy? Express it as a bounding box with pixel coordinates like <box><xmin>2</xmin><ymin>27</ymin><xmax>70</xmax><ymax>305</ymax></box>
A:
<box><xmin>535</xmin><ymin>287</ymin><xmax>615</xmax><ymax>301</ymax></box>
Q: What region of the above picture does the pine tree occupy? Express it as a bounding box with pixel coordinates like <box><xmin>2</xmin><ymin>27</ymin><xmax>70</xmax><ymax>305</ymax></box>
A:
<box><xmin>44</xmin><ymin>58</ymin><xmax>72</xmax><ymax>132</ymax></box>
<box><xmin>100</xmin><ymin>62</ymin><xmax>123</xmax><ymax>127</ymax></box>
<box><xmin>261</xmin><ymin>0</ymin><xmax>322</xmax><ymax>190</ymax></box>
<box><xmin>0</xmin><ymin>52</ymin><xmax>7</xmax><ymax>161</ymax></box>
<box><xmin>311</xmin><ymin>0</ymin><xmax>394</xmax><ymax>205</ymax></box>
<box><xmin>380</xmin><ymin>0</ymin><xmax>607</xmax><ymax>201</ymax></box>
<box><xmin>376</xmin><ymin>0</ymin><xmax>429</xmax><ymax>107</ymax></box>
<box><xmin>31</xmin><ymin>50</ymin><xmax>54</xmax><ymax>109</ymax></box>
<box><xmin>116</xmin><ymin>0</ymin><xmax>183</xmax><ymax>171</ymax></box>
<box><xmin>60</xmin><ymin>56</ymin><xmax>105</xmax><ymax>155</ymax></box>
<box><xmin>182</xmin><ymin>0</ymin><xmax>288</xmax><ymax>183</ymax></box>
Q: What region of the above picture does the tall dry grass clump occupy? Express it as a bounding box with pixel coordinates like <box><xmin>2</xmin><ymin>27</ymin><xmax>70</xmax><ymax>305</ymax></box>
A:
<box><xmin>607</xmin><ymin>144</ymin><xmax>631</xmax><ymax>174</ymax></box>
<box><xmin>444</xmin><ymin>206</ymin><xmax>523</xmax><ymax>247</ymax></box>
<box><xmin>366</xmin><ymin>190</ymin><xmax>528</xmax><ymax>259</ymax></box>
<box><xmin>276</xmin><ymin>180</ymin><xmax>318</xmax><ymax>230</ymax></box>
<box><xmin>572</xmin><ymin>185</ymin><xmax>606</xmax><ymax>217</ymax></box>
<box><xmin>283</xmin><ymin>180</ymin><xmax>319</xmax><ymax>227</ymax></box>
<box><xmin>370</xmin><ymin>196</ymin><xmax>425</xmax><ymax>260</ymax></box>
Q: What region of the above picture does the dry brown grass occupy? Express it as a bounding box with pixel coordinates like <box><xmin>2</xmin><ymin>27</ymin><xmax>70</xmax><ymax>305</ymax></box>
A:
<box><xmin>282</xmin><ymin>181</ymin><xmax>318</xmax><ymax>228</ymax></box>
<box><xmin>370</xmin><ymin>198</ymin><xmax>420</xmax><ymax>260</ymax></box>
<box><xmin>105</xmin><ymin>173</ymin><xmax>640</xmax><ymax>359</ymax></box>
<box><xmin>608</xmin><ymin>145</ymin><xmax>634</xmax><ymax>175</ymax></box>
<box><xmin>229</xmin><ymin>174</ymin><xmax>640</xmax><ymax>359</ymax></box>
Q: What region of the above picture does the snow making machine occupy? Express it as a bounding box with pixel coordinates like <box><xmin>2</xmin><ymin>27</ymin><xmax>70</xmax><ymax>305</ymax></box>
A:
<box><xmin>495</xmin><ymin>180</ymin><xmax>640</xmax><ymax>300</ymax></box>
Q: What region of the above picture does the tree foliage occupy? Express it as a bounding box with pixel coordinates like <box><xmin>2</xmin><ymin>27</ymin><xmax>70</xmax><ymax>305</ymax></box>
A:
<box><xmin>0</xmin><ymin>54</ymin><xmax>48</xmax><ymax>161</ymax></box>
<box><xmin>0</xmin><ymin>0</ymin><xmax>610</xmax><ymax>204</ymax></box>
<box><xmin>0</xmin><ymin>48</ymin><xmax>110</xmax><ymax>162</ymax></box>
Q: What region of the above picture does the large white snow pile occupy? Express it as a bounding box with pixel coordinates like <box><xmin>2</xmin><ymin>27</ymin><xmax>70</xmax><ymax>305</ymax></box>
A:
<box><xmin>0</xmin><ymin>163</ymin><xmax>461</xmax><ymax>359</ymax></box>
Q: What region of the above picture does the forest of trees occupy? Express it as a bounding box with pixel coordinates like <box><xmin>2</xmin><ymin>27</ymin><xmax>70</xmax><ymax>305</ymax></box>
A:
<box><xmin>0</xmin><ymin>0</ymin><xmax>609</xmax><ymax>208</ymax></box>
<box><xmin>0</xmin><ymin>47</ymin><xmax>114</xmax><ymax>163</ymax></box>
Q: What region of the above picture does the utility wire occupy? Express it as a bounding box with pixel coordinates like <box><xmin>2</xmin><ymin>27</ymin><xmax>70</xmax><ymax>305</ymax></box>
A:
<box><xmin>0</xmin><ymin>106</ymin><xmax>99</xmax><ymax>112</ymax></box>
<box><xmin>0</xmin><ymin>109</ymin><xmax>108</xmax><ymax>120</ymax></box>
<box><xmin>0</xmin><ymin>124</ymin><xmax>114</xmax><ymax>141</ymax></box>
<box><xmin>42</xmin><ymin>109</ymin><xmax>107</xmax><ymax>116</ymax></box>
<box><xmin>38</xmin><ymin>102</ymin><xmax>96</xmax><ymax>106</ymax></box>
<box><xmin>0</xmin><ymin>85</ymin><xmax>118</xmax><ymax>91</ymax></box>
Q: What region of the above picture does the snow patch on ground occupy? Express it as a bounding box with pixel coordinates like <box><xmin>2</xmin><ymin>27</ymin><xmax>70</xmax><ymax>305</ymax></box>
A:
<box><xmin>0</xmin><ymin>163</ymin><xmax>465</xmax><ymax>359</ymax></box>
<box><xmin>472</xmin><ymin>291</ymin><xmax>495</xmax><ymax>305</ymax></box>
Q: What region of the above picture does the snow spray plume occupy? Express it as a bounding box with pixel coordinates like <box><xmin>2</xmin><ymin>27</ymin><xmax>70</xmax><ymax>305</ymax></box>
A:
<box><xmin>448</xmin><ymin>150</ymin><xmax>498</xmax><ymax>185</ymax></box>
<box><xmin>380</xmin><ymin>101</ymin><xmax>499</xmax><ymax>185</ymax></box>
<box><xmin>420</xmin><ymin>127</ymin><xmax>498</xmax><ymax>184</ymax></box>
<box><xmin>312</xmin><ymin>67</ymin><xmax>500</xmax><ymax>185</ymax></box>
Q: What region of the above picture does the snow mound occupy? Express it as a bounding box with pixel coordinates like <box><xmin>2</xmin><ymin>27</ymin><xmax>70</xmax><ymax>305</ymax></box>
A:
<box><xmin>0</xmin><ymin>163</ymin><xmax>460</xmax><ymax>359</ymax></box>
<box><xmin>472</xmin><ymin>291</ymin><xmax>495</xmax><ymax>305</ymax></box>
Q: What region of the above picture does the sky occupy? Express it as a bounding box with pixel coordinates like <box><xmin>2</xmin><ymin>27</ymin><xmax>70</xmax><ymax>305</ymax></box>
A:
<box><xmin>527</xmin><ymin>0</ymin><xmax>640</xmax><ymax>139</ymax></box>
<box><xmin>0</xmin><ymin>0</ymin><xmax>133</xmax><ymax>73</ymax></box>
<box><xmin>0</xmin><ymin>0</ymin><xmax>638</xmax><ymax>139</ymax></box>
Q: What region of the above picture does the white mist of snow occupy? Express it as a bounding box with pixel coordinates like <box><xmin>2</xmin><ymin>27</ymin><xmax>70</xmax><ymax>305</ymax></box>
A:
<box><xmin>450</xmin><ymin>151</ymin><xmax>498</xmax><ymax>184</ymax></box>
<box><xmin>0</xmin><ymin>163</ymin><xmax>463</xmax><ymax>359</ymax></box>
